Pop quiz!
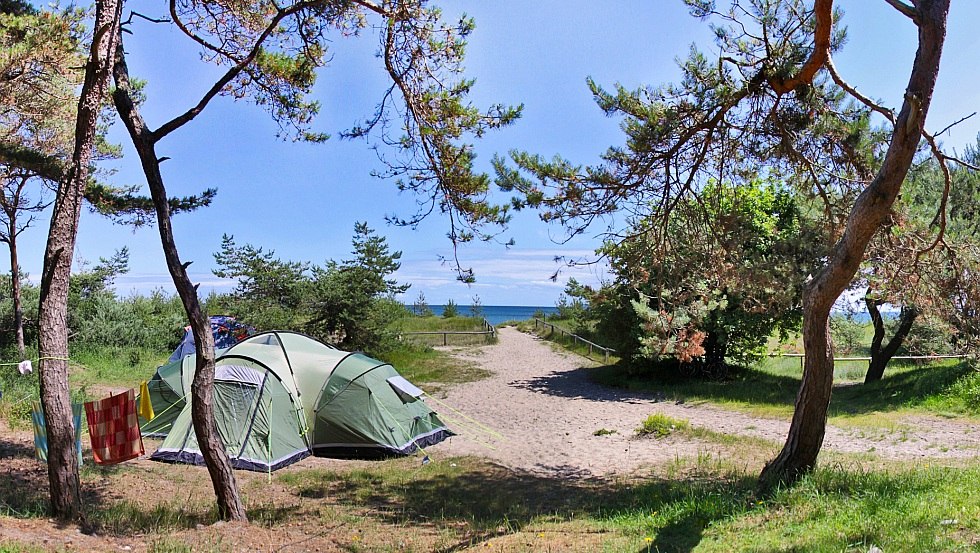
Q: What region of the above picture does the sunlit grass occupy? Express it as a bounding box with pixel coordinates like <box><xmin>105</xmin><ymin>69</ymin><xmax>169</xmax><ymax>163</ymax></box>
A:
<box><xmin>390</xmin><ymin>315</ymin><xmax>497</xmax><ymax>347</ymax></box>
<box><xmin>592</xmin><ymin>355</ymin><xmax>979</xmax><ymax>428</ymax></box>
<box><xmin>381</xmin><ymin>344</ymin><xmax>490</xmax><ymax>387</ymax></box>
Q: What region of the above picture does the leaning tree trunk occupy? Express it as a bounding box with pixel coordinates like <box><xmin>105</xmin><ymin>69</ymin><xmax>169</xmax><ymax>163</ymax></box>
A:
<box><xmin>6</xmin><ymin>217</ymin><xmax>25</xmax><ymax>360</ymax></box>
<box><xmin>36</xmin><ymin>0</ymin><xmax>122</xmax><ymax>520</ymax></box>
<box><xmin>865</xmin><ymin>299</ymin><xmax>919</xmax><ymax>384</ymax></box>
<box><xmin>110</xmin><ymin>37</ymin><xmax>247</xmax><ymax>521</ymax></box>
<box><xmin>759</xmin><ymin>0</ymin><xmax>949</xmax><ymax>490</ymax></box>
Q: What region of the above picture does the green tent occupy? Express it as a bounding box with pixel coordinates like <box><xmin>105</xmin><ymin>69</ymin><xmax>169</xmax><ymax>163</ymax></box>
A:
<box><xmin>140</xmin><ymin>354</ymin><xmax>196</xmax><ymax>437</ymax></box>
<box><xmin>148</xmin><ymin>331</ymin><xmax>452</xmax><ymax>471</ymax></box>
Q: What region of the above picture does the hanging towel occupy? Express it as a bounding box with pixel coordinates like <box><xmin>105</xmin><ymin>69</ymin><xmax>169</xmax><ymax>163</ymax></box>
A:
<box><xmin>31</xmin><ymin>402</ymin><xmax>83</xmax><ymax>464</ymax></box>
<box><xmin>137</xmin><ymin>381</ymin><xmax>155</xmax><ymax>421</ymax></box>
<box><xmin>84</xmin><ymin>389</ymin><xmax>144</xmax><ymax>465</ymax></box>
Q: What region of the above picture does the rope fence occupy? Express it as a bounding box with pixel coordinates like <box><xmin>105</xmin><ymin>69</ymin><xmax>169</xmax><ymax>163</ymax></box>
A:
<box><xmin>769</xmin><ymin>352</ymin><xmax>968</xmax><ymax>370</ymax></box>
<box><xmin>398</xmin><ymin>318</ymin><xmax>496</xmax><ymax>346</ymax></box>
<box><xmin>532</xmin><ymin>318</ymin><xmax>616</xmax><ymax>363</ymax></box>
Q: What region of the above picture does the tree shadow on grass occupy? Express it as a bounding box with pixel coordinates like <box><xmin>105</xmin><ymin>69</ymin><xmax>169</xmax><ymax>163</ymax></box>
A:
<box><xmin>586</xmin><ymin>359</ymin><xmax>975</xmax><ymax>418</ymax></box>
<box><xmin>580</xmin><ymin>363</ymin><xmax>801</xmax><ymax>408</ymax></box>
<box><xmin>0</xmin><ymin>438</ymin><xmax>49</xmax><ymax>518</ymax></box>
<box><xmin>285</xmin><ymin>459</ymin><xmax>756</xmax><ymax>553</ymax></box>
<box><xmin>0</xmin><ymin>436</ymin><xmax>227</xmax><ymax>535</ymax></box>
<box><xmin>829</xmin><ymin>360</ymin><xmax>973</xmax><ymax>416</ymax></box>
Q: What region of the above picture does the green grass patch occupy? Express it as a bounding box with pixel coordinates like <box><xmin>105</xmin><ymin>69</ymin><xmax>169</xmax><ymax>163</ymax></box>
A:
<box><xmin>637</xmin><ymin>414</ymin><xmax>690</xmax><ymax>437</ymax></box>
<box><xmin>0</xmin><ymin>543</ymin><xmax>45</xmax><ymax>553</ymax></box>
<box><xmin>593</xmin><ymin>357</ymin><xmax>980</xmax><ymax>426</ymax></box>
<box><xmin>390</xmin><ymin>315</ymin><xmax>497</xmax><ymax>347</ymax></box>
<box><xmin>690</xmin><ymin>464</ymin><xmax>980</xmax><ymax>552</ymax></box>
<box><xmin>69</xmin><ymin>345</ymin><xmax>169</xmax><ymax>390</ymax></box>
<box><xmin>88</xmin><ymin>499</ymin><xmax>214</xmax><ymax>534</ymax></box>
<box><xmin>381</xmin><ymin>343</ymin><xmax>490</xmax><ymax>386</ymax></box>
<box><xmin>277</xmin><ymin>454</ymin><xmax>980</xmax><ymax>551</ymax></box>
<box><xmin>391</xmin><ymin>315</ymin><xmax>489</xmax><ymax>332</ymax></box>
<box><xmin>520</xmin><ymin>319</ymin><xmax>621</xmax><ymax>364</ymax></box>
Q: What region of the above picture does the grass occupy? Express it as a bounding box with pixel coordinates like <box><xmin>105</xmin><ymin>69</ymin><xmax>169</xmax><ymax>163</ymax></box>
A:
<box><xmin>691</xmin><ymin>463</ymin><xmax>980</xmax><ymax>552</ymax></box>
<box><xmin>390</xmin><ymin>315</ymin><xmax>497</xmax><ymax>347</ymax></box>
<box><xmin>637</xmin><ymin>413</ymin><xmax>690</xmax><ymax>437</ymax></box>
<box><xmin>519</xmin><ymin>318</ymin><xmax>622</xmax><ymax>365</ymax></box>
<box><xmin>4</xmin><ymin>447</ymin><xmax>978</xmax><ymax>551</ymax></box>
<box><xmin>68</xmin><ymin>345</ymin><xmax>169</xmax><ymax>391</ymax></box>
<box><xmin>382</xmin><ymin>343</ymin><xmax>490</xmax><ymax>387</ymax></box>
<box><xmin>592</xmin><ymin>356</ymin><xmax>980</xmax><ymax>427</ymax></box>
<box><xmin>274</xmin><ymin>454</ymin><xmax>980</xmax><ymax>552</ymax></box>
<box><xmin>6</xmin><ymin>320</ymin><xmax>980</xmax><ymax>550</ymax></box>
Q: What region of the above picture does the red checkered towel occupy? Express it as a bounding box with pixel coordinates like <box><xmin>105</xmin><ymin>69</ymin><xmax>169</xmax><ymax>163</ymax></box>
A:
<box><xmin>84</xmin><ymin>389</ymin><xmax>144</xmax><ymax>465</ymax></box>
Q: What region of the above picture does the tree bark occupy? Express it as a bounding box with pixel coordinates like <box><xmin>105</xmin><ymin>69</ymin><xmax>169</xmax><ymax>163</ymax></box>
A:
<box><xmin>36</xmin><ymin>0</ymin><xmax>122</xmax><ymax>520</ymax></box>
<box><xmin>10</xmin><ymin>222</ymin><xmax>25</xmax><ymax>359</ymax></box>
<box><xmin>759</xmin><ymin>0</ymin><xmax>949</xmax><ymax>491</ymax></box>
<box><xmin>110</xmin><ymin>35</ymin><xmax>247</xmax><ymax>522</ymax></box>
<box><xmin>865</xmin><ymin>301</ymin><xmax>919</xmax><ymax>384</ymax></box>
<box><xmin>3</xmin><ymin>195</ymin><xmax>26</xmax><ymax>359</ymax></box>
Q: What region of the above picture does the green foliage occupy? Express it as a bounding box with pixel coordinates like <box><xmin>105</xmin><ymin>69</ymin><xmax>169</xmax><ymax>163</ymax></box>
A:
<box><xmin>305</xmin><ymin>223</ymin><xmax>410</xmax><ymax>354</ymax></box>
<box><xmin>0</xmin><ymin>272</ymin><xmax>38</xmax><ymax>348</ymax></box>
<box><xmin>593</xmin><ymin>180</ymin><xmax>825</xmax><ymax>375</ymax></box>
<box><xmin>306</xmin><ymin>269</ymin><xmax>401</xmax><ymax>354</ymax></box>
<box><xmin>554</xmin><ymin>278</ymin><xmax>590</xmax><ymax>330</ymax></box>
<box><xmin>411</xmin><ymin>290</ymin><xmax>433</xmax><ymax>317</ymax></box>
<box><xmin>210</xmin><ymin>223</ymin><xmax>411</xmax><ymax>354</ymax></box>
<box><xmin>348</xmin><ymin>5</ymin><xmax>522</xmax><ymax>269</ymax></box>
<box><xmin>829</xmin><ymin>313</ymin><xmax>865</xmax><ymax>356</ymax></box>
<box><xmin>212</xmin><ymin>234</ymin><xmax>310</xmax><ymax>330</ymax></box>
<box><xmin>940</xmin><ymin>367</ymin><xmax>980</xmax><ymax>413</ymax></box>
<box><xmin>468</xmin><ymin>295</ymin><xmax>483</xmax><ymax>319</ymax></box>
<box><xmin>889</xmin><ymin>143</ymin><xmax>980</xmax><ymax>355</ymax></box>
<box><xmin>893</xmin><ymin>313</ymin><xmax>953</xmax><ymax>356</ymax></box>
<box><xmin>696</xmin><ymin>464</ymin><xmax>980</xmax><ymax>552</ymax></box>
<box><xmin>442</xmin><ymin>298</ymin><xmax>459</xmax><ymax>318</ymax></box>
<box><xmin>636</xmin><ymin>414</ymin><xmax>689</xmax><ymax>437</ymax></box>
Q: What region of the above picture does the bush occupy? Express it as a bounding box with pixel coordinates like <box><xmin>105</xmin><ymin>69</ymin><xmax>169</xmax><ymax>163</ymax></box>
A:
<box><xmin>830</xmin><ymin>314</ymin><xmax>865</xmax><ymax>355</ymax></box>
<box><xmin>442</xmin><ymin>299</ymin><xmax>459</xmax><ymax>318</ymax></box>
<box><xmin>945</xmin><ymin>369</ymin><xmax>980</xmax><ymax>412</ymax></box>
<box><xmin>896</xmin><ymin>314</ymin><xmax>954</xmax><ymax>355</ymax></box>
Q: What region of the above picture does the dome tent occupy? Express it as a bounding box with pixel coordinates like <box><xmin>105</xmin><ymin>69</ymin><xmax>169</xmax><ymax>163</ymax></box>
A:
<box><xmin>148</xmin><ymin>331</ymin><xmax>452</xmax><ymax>471</ymax></box>
<box><xmin>139</xmin><ymin>353</ymin><xmax>196</xmax><ymax>437</ymax></box>
<box><xmin>141</xmin><ymin>315</ymin><xmax>253</xmax><ymax>437</ymax></box>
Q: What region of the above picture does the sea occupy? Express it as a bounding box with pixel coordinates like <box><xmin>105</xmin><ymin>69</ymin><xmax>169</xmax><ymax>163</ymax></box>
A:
<box><xmin>424</xmin><ymin>305</ymin><xmax>559</xmax><ymax>326</ymax></box>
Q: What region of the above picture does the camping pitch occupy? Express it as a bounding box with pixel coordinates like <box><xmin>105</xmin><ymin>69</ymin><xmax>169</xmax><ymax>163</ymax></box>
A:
<box><xmin>142</xmin><ymin>331</ymin><xmax>452</xmax><ymax>471</ymax></box>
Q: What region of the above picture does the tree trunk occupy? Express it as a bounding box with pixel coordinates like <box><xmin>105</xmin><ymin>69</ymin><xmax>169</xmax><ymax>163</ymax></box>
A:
<box><xmin>759</xmin><ymin>0</ymin><xmax>949</xmax><ymax>491</ymax></box>
<box><xmin>11</xmin><ymin>232</ymin><xmax>24</xmax><ymax>360</ymax></box>
<box><xmin>36</xmin><ymin>0</ymin><xmax>122</xmax><ymax>520</ymax></box>
<box><xmin>865</xmin><ymin>302</ymin><xmax>919</xmax><ymax>384</ymax></box>
<box><xmin>5</xmin><ymin>213</ymin><xmax>25</xmax><ymax>360</ymax></box>
<box><xmin>110</xmin><ymin>36</ymin><xmax>247</xmax><ymax>522</ymax></box>
<box><xmin>700</xmin><ymin>331</ymin><xmax>728</xmax><ymax>379</ymax></box>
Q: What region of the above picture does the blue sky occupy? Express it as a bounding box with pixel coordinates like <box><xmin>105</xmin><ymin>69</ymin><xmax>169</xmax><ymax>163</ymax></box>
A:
<box><xmin>8</xmin><ymin>1</ymin><xmax>980</xmax><ymax>306</ymax></box>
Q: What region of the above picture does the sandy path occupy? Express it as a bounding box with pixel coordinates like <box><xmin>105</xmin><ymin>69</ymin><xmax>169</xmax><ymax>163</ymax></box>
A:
<box><xmin>429</xmin><ymin>327</ymin><xmax>980</xmax><ymax>477</ymax></box>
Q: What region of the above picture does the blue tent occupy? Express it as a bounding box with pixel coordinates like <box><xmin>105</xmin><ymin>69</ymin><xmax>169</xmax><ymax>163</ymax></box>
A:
<box><xmin>168</xmin><ymin>315</ymin><xmax>254</xmax><ymax>362</ymax></box>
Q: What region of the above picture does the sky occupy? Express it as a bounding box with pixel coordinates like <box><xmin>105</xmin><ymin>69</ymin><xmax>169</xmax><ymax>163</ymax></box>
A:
<box><xmin>7</xmin><ymin>1</ymin><xmax>980</xmax><ymax>307</ymax></box>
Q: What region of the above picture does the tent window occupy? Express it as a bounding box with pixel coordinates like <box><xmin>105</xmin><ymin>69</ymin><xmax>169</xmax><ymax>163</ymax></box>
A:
<box><xmin>387</xmin><ymin>376</ymin><xmax>423</xmax><ymax>403</ymax></box>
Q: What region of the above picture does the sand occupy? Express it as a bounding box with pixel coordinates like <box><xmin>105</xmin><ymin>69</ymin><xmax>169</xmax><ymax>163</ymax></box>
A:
<box><xmin>429</xmin><ymin>327</ymin><xmax>980</xmax><ymax>477</ymax></box>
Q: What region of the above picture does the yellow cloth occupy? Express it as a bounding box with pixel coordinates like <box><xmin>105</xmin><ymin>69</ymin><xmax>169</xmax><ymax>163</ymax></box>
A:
<box><xmin>137</xmin><ymin>381</ymin><xmax>155</xmax><ymax>421</ymax></box>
